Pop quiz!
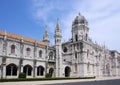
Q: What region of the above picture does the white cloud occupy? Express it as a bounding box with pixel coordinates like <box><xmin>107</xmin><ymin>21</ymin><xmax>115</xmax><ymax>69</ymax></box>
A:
<box><xmin>32</xmin><ymin>0</ymin><xmax>54</xmax><ymax>22</ymax></box>
<box><xmin>31</xmin><ymin>0</ymin><xmax>120</xmax><ymax>51</ymax></box>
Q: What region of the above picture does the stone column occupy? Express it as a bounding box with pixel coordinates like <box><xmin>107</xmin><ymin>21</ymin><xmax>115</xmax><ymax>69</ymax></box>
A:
<box><xmin>1</xmin><ymin>35</ymin><xmax>7</xmax><ymax>79</ymax></box>
<box><xmin>21</xmin><ymin>64</ymin><xmax>23</xmax><ymax>73</ymax></box>
<box><xmin>20</xmin><ymin>39</ymin><xmax>24</xmax><ymax>73</ymax></box>
<box><xmin>33</xmin><ymin>60</ymin><xmax>36</xmax><ymax>78</ymax></box>
<box><xmin>35</xmin><ymin>66</ymin><xmax>37</xmax><ymax>77</ymax></box>
<box><xmin>45</xmin><ymin>46</ymin><xmax>48</xmax><ymax>76</ymax></box>
<box><xmin>33</xmin><ymin>42</ymin><xmax>37</xmax><ymax>78</ymax></box>
<box><xmin>2</xmin><ymin>64</ymin><xmax>6</xmax><ymax>78</ymax></box>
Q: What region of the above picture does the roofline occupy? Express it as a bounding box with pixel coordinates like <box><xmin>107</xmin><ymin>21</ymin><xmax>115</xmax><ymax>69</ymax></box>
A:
<box><xmin>0</xmin><ymin>30</ymin><xmax>47</xmax><ymax>46</ymax></box>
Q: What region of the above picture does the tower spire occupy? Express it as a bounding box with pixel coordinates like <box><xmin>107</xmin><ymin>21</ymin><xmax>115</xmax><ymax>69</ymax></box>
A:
<box><xmin>45</xmin><ymin>25</ymin><xmax>48</xmax><ymax>35</ymax></box>
<box><xmin>43</xmin><ymin>25</ymin><xmax>50</xmax><ymax>45</ymax></box>
<box><xmin>56</xmin><ymin>18</ymin><xmax>60</xmax><ymax>30</ymax></box>
<box><xmin>54</xmin><ymin>19</ymin><xmax>62</xmax><ymax>39</ymax></box>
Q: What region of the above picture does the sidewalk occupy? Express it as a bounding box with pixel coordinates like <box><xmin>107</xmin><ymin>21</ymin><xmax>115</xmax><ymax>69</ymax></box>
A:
<box><xmin>0</xmin><ymin>77</ymin><xmax>120</xmax><ymax>85</ymax></box>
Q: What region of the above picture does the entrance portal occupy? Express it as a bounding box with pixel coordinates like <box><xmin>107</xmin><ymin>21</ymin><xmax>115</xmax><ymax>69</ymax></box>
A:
<box><xmin>65</xmin><ymin>66</ymin><xmax>71</xmax><ymax>77</ymax></box>
<box><xmin>49</xmin><ymin>68</ymin><xmax>54</xmax><ymax>77</ymax></box>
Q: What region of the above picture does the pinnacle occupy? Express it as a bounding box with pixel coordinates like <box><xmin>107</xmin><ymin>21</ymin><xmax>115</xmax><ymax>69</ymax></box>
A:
<box><xmin>56</xmin><ymin>18</ymin><xmax>60</xmax><ymax>30</ymax></box>
<box><xmin>78</xmin><ymin>12</ymin><xmax>81</xmax><ymax>16</ymax></box>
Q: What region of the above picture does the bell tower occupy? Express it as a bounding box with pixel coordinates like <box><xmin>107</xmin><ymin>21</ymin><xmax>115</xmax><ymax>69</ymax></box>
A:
<box><xmin>72</xmin><ymin>13</ymin><xmax>89</xmax><ymax>42</ymax></box>
<box><xmin>54</xmin><ymin>19</ymin><xmax>63</xmax><ymax>77</ymax></box>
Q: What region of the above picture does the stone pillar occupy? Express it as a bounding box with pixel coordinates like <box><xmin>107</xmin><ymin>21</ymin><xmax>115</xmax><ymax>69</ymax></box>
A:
<box><xmin>33</xmin><ymin>61</ymin><xmax>36</xmax><ymax>78</ymax></box>
<box><xmin>33</xmin><ymin>42</ymin><xmax>37</xmax><ymax>78</ymax></box>
<box><xmin>34</xmin><ymin>66</ymin><xmax>37</xmax><ymax>77</ymax></box>
<box><xmin>21</xmin><ymin>64</ymin><xmax>23</xmax><ymax>73</ymax></box>
<box><xmin>45</xmin><ymin>46</ymin><xmax>48</xmax><ymax>76</ymax></box>
<box><xmin>55</xmin><ymin>46</ymin><xmax>63</xmax><ymax>77</ymax></box>
<box><xmin>1</xmin><ymin>35</ymin><xmax>7</xmax><ymax>79</ymax></box>
<box><xmin>2</xmin><ymin>64</ymin><xmax>6</xmax><ymax>78</ymax></box>
<box><xmin>20</xmin><ymin>39</ymin><xmax>24</xmax><ymax>73</ymax></box>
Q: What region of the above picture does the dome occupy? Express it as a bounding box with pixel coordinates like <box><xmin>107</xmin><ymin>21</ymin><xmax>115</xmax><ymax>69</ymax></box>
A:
<box><xmin>72</xmin><ymin>13</ymin><xmax>88</xmax><ymax>26</ymax></box>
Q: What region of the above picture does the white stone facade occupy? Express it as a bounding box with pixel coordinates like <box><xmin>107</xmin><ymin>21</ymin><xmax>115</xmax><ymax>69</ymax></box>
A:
<box><xmin>0</xmin><ymin>13</ymin><xmax>120</xmax><ymax>79</ymax></box>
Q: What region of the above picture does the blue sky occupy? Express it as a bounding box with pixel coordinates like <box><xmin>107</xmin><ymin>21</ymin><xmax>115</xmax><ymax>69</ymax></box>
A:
<box><xmin>0</xmin><ymin>0</ymin><xmax>120</xmax><ymax>52</ymax></box>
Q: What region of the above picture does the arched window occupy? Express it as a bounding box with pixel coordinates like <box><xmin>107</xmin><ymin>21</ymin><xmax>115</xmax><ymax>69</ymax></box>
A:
<box><xmin>11</xmin><ymin>45</ymin><xmax>15</xmax><ymax>54</ymax></box>
<box><xmin>57</xmin><ymin>39</ymin><xmax>59</xmax><ymax>42</ymax></box>
<box><xmin>99</xmin><ymin>54</ymin><xmax>101</xmax><ymax>60</ymax></box>
<box><xmin>75</xmin><ymin>34</ymin><xmax>78</xmax><ymax>41</ymax></box>
<box><xmin>26</xmin><ymin>48</ymin><xmax>31</xmax><ymax>56</ymax></box>
<box><xmin>87</xmin><ymin>49</ymin><xmax>89</xmax><ymax>57</ymax></box>
<box><xmin>39</xmin><ymin>50</ymin><xmax>42</xmax><ymax>58</ymax></box>
<box><xmin>86</xmin><ymin>34</ymin><xmax>88</xmax><ymax>40</ymax></box>
<box><xmin>63</xmin><ymin>47</ymin><xmax>67</xmax><ymax>53</ymax></box>
<box><xmin>3</xmin><ymin>43</ymin><xmax>6</xmax><ymax>51</ymax></box>
<box><xmin>6</xmin><ymin>64</ymin><xmax>17</xmax><ymax>76</ymax></box>
<box><xmin>75</xmin><ymin>51</ymin><xmax>77</xmax><ymax>59</ymax></box>
<box><xmin>80</xmin><ymin>20</ymin><xmax>85</xmax><ymax>24</ymax></box>
<box><xmin>23</xmin><ymin>65</ymin><xmax>32</xmax><ymax>76</ymax></box>
<box><xmin>49</xmin><ymin>52</ymin><xmax>53</xmax><ymax>60</ymax></box>
<box><xmin>37</xmin><ymin>66</ymin><xmax>44</xmax><ymax>76</ymax></box>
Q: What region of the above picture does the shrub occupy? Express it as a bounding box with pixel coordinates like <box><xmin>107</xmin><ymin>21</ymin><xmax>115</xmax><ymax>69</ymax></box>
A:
<box><xmin>45</xmin><ymin>73</ymin><xmax>52</xmax><ymax>78</ymax></box>
<box><xmin>18</xmin><ymin>73</ymin><xmax>26</xmax><ymax>78</ymax></box>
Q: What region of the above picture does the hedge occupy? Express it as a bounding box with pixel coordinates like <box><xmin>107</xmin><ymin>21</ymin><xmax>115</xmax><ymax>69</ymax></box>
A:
<box><xmin>18</xmin><ymin>73</ymin><xmax>26</xmax><ymax>78</ymax></box>
<box><xmin>0</xmin><ymin>76</ymin><xmax>95</xmax><ymax>82</ymax></box>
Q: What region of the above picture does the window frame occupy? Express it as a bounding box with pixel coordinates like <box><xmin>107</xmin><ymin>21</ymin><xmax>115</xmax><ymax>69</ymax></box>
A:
<box><xmin>11</xmin><ymin>45</ymin><xmax>15</xmax><ymax>54</ymax></box>
<box><xmin>26</xmin><ymin>47</ymin><xmax>31</xmax><ymax>56</ymax></box>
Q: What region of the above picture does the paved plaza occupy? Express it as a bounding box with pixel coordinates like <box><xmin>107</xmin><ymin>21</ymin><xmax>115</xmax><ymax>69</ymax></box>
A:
<box><xmin>49</xmin><ymin>79</ymin><xmax>120</xmax><ymax>85</ymax></box>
